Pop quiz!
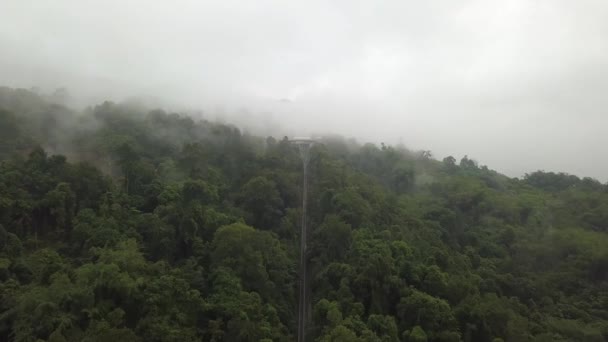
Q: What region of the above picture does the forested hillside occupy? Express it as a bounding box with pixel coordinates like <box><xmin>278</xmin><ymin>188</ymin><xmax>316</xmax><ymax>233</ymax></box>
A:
<box><xmin>0</xmin><ymin>87</ymin><xmax>606</xmax><ymax>342</ymax></box>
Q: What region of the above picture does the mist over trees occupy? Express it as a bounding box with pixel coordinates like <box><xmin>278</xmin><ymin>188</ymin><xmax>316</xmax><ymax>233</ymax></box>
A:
<box><xmin>0</xmin><ymin>86</ymin><xmax>607</xmax><ymax>341</ymax></box>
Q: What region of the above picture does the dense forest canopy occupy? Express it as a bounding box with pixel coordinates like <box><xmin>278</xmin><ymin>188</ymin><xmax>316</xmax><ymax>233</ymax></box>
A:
<box><xmin>0</xmin><ymin>86</ymin><xmax>606</xmax><ymax>341</ymax></box>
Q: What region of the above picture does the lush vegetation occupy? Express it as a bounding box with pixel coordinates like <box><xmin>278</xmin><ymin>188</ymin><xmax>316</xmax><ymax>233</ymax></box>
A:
<box><xmin>0</xmin><ymin>86</ymin><xmax>606</xmax><ymax>341</ymax></box>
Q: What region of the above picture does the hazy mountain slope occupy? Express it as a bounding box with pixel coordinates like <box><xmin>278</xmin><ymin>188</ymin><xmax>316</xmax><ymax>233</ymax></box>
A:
<box><xmin>0</xmin><ymin>87</ymin><xmax>606</xmax><ymax>342</ymax></box>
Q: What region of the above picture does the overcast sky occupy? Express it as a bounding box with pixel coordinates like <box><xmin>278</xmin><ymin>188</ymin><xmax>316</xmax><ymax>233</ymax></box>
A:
<box><xmin>1</xmin><ymin>0</ymin><xmax>608</xmax><ymax>180</ymax></box>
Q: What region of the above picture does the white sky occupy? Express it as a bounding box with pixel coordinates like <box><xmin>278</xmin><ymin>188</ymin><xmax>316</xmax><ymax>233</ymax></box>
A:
<box><xmin>1</xmin><ymin>0</ymin><xmax>608</xmax><ymax>180</ymax></box>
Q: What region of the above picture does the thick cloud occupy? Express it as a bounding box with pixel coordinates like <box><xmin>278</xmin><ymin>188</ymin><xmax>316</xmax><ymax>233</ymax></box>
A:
<box><xmin>1</xmin><ymin>0</ymin><xmax>607</xmax><ymax>179</ymax></box>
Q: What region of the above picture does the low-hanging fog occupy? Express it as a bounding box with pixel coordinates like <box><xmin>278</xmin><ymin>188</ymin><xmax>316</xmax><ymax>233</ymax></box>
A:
<box><xmin>1</xmin><ymin>0</ymin><xmax>608</xmax><ymax>180</ymax></box>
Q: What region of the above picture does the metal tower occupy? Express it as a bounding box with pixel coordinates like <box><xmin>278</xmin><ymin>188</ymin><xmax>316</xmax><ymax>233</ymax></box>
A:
<box><xmin>290</xmin><ymin>137</ymin><xmax>315</xmax><ymax>342</ymax></box>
